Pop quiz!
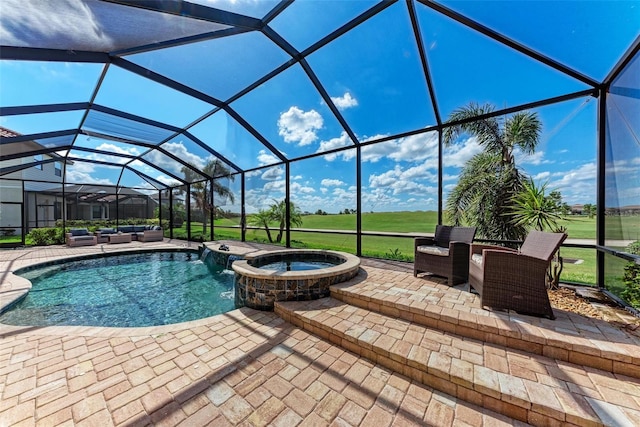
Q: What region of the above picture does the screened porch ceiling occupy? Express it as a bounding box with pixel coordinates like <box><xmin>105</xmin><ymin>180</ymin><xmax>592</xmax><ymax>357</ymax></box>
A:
<box><xmin>1</xmin><ymin>0</ymin><xmax>638</xmax><ymax>192</ymax></box>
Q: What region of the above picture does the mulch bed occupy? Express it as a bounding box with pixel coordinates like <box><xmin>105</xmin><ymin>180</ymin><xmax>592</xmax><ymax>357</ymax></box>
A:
<box><xmin>548</xmin><ymin>288</ymin><xmax>605</xmax><ymax>319</ymax></box>
<box><xmin>548</xmin><ymin>287</ymin><xmax>640</xmax><ymax>334</ymax></box>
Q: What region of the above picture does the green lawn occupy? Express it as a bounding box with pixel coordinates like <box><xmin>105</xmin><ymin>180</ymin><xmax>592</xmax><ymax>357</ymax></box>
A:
<box><xmin>301</xmin><ymin>211</ymin><xmax>439</xmax><ymax>233</ymax></box>
<box><xmin>556</xmin><ymin>216</ymin><xmax>595</xmax><ymax>239</ymax></box>
<box><xmin>0</xmin><ymin>235</ymin><xmax>22</xmax><ymax>245</ymax></box>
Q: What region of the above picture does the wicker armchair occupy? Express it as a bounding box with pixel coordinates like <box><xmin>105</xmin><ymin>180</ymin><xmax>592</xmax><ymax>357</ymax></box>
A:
<box><xmin>414</xmin><ymin>225</ymin><xmax>477</xmax><ymax>286</ymax></box>
<box><xmin>469</xmin><ymin>230</ymin><xmax>567</xmax><ymax>319</ymax></box>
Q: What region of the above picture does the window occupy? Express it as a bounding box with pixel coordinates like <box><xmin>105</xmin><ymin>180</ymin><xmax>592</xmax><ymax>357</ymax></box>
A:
<box><xmin>54</xmin><ymin>201</ymin><xmax>62</xmax><ymax>220</ymax></box>
<box><xmin>34</xmin><ymin>154</ymin><xmax>43</xmax><ymax>170</ymax></box>
<box><xmin>92</xmin><ymin>205</ymin><xmax>102</xmax><ymax>219</ymax></box>
<box><xmin>54</xmin><ymin>162</ymin><xmax>62</xmax><ymax>177</ymax></box>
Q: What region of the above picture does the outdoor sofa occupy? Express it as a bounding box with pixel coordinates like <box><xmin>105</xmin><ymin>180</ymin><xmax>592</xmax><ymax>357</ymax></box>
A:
<box><xmin>414</xmin><ymin>225</ymin><xmax>477</xmax><ymax>286</ymax></box>
<box><xmin>116</xmin><ymin>225</ymin><xmax>164</xmax><ymax>242</ymax></box>
<box><xmin>66</xmin><ymin>228</ymin><xmax>97</xmax><ymax>247</ymax></box>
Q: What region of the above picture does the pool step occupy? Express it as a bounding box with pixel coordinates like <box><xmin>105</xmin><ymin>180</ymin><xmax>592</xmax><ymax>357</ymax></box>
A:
<box><xmin>330</xmin><ymin>276</ymin><xmax>640</xmax><ymax>380</ymax></box>
<box><xmin>276</xmin><ymin>298</ymin><xmax>640</xmax><ymax>426</ymax></box>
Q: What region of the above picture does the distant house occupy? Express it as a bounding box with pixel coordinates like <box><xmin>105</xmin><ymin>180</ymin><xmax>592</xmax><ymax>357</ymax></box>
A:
<box><xmin>606</xmin><ymin>205</ymin><xmax>640</xmax><ymax>215</ymax></box>
<box><xmin>0</xmin><ymin>126</ymin><xmax>65</xmax><ymax>235</ymax></box>
<box><xmin>58</xmin><ymin>184</ymin><xmax>158</xmax><ymax>223</ymax></box>
<box><xmin>570</xmin><ymin>204</ymin><xmax>584</xmax><ymax>215</ymax></box>
<box><xmin>1</xmin><ymin>127</ymin><xmax>157</xmax><ymax>235</ymax></box>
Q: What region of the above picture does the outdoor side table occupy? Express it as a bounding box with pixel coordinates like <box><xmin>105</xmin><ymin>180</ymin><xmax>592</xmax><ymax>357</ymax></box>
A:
<box><xmin>108</xmin><ymin>233</ymin><xmax>132</xmax><ymax>244</ymax></box>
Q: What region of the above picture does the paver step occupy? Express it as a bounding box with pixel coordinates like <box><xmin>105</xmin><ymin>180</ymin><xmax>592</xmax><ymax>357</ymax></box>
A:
<box><xmin>276</xmin><ymin>298</ymin><xmax>640</xmax><ymax>427</ymax></box>
<box><xmin>330</xmin><ymin>274</ymin><xmax>640</xmax><ymax>380</ymax></box>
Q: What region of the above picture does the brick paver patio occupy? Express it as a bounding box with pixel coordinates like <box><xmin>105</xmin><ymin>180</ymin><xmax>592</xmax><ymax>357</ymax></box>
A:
<box><xmin>1</xmin><ymin>240</ymin><xmax>639</xmax><ymax>426</ymax></box>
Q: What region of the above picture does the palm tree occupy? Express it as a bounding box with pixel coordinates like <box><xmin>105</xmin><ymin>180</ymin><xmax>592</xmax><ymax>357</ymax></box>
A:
<box><xmin>247</xmin><ymin>199</ymin><xmax>303</xmax><ymax>244</ymax></box>
<box><xmin>271</xmin><ymin>199</ymin><xmax>303</xmax><ymax>243</ymax></box>
<box><xmin>182</xmin><ymin>159</ymin><xmax>235</xmax><ymax>237</ymax></box>
<box><xmin>247</xmin><ymin>209</ymin><xmax>275</xmax><ymax>243</ymax></box>
<box><xmin>443</xmin><ymin>102</ymin><xmax>542</xmax><ymax>242</ymax></box>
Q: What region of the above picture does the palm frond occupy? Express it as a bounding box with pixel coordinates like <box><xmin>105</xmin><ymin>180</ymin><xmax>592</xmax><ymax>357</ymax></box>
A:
<box><xmin>504</xmin><ymin>111</ymin><xmax>541</xmax><ymax>155</ymax></box>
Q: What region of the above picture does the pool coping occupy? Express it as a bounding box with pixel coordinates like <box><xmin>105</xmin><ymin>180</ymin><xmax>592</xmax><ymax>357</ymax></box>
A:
<box><xmin>231</xmin><ymin>248</ymin><xmax>361</xmax><ymax>280</ymax></box>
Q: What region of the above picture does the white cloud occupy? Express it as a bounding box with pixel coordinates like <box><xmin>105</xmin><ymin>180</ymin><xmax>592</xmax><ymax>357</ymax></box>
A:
<box><xmin>322</xmin><ymin>131</ymin><xmax>441</xmax><ymax>164</ymax></box>
<box><xmin>321</xmin><ymin>179</ymin><xmax>345</xmax><ymax>187</ymax></box>
<box><xmin>291</xmin><ymin>182</ymin><xmax>315</xmax><ymax>194</ymax></box>
<box><xmin>355</xmin><ymin>132</ymin><xmax>439</xmax><ymax>164</ymax></box>
<box><xmin>73</xmin><ymin>142</ymin><xmax>139</xmax><ymax>165</ymax></box>
<box><xmin>360</xmin><ymin>136</ymin><xmax>397</xmax><ymax>162</ymax></box>
<box><xmin>0</xmin><ymin>0</ymin><xmax>112</xmax><ymax>50</ymax></box>
<box><xmin>154</xmin><ymin>141</ymin><xmax>210</xmax><ymax>174</ymax></box>
<box><xmin>155</xmin><ymin>175</ymin><xmax>182</xmax><ymax>187</ymax></box>
<box><xmin>368</xmin><ymin>164</ymin><xmax>437</xmax><ymax>196</ymax></box>
<box><xmin>517</xmin><ymin>149</ymin><xmax>550</xmax><ymax>166</ymax></box>
<box><xmin>443</xmin><ymin>183</ymin><xmax>457</xmax><ymax>193</ymax></box>
<box><xmin>244</xmin><ymin>169</ymin><xmax>262</xmax><ymax>178</ymax></box>
<box><xmin>261</xmin><ymin>167</ymin><xmax>283</xmax><ymax>181</ymax></box>
<box><xmin>361</xmin><ymin>188</ymin><xmax>402</xmax><ymax>211</ymax></box>
<box><xmin>278</xmin><ymin>106</ymin><xmax>323</xmax><ymax>146</ymax></box>
<box><xmin>65</xmin><ymin>162</ymin><xmax>114</xmax><ymax>186</ymax></box>
<box><xmin>608</xmin><ymin>157</ymin><xmax>640</xmax><ymax>175</ymax></box>
<box><xmin>331</xmin><ymin>187</ymin><xmax>355</xmax><ymax>199</ymax></box>
<box><xmin>538</xmin><ymin>162</ymin><xmax>597</xmax><ymax>205</ymax></box>
<box><xmin>263</xmin><ymin>179</ymin><xmax>286</xmax><ymax>193</ymax></box>
<box><xmin>95</xmin><ymin>142</ymin><xmax>140</xmax><ymax>157</ymax></box>
<box><xmin>257</xmin><ymin>149</ymin><xmax>280</xmax><ymax>166</ymax></box>
<box><xmin>318</xmin><ymin>132</ymin><xmax>353</xmax><ymax>160</ymax></box>
<box><xmin>533</xmin><ymin>171</ymin><xmax>551</xmax><ymax>181</ymax></box>
<box><xmin>602</xmin><ymin>157</ymin><xmax>640</xmax><ymax>205</ymax></box>
<box><xmin>388</xmin><ymin>132</ymin><xmax>439</xmax><ymax>162</ymax></box>
<box><xmin>331</xmin><ymin>92</ymin><xmax>358</xmax><ymax>110</ymax></box>
<box><xmin>401</xmin><ymin>162</ymin><xmax>437</xmax><ymax>181</ymax></box>
<box><xmin>443</xmin><ymin>137</ymin><xmax>483</xmax><ymax>168</ymax></box>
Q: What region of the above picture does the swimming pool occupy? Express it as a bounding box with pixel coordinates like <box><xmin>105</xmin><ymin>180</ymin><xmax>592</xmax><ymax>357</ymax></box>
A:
<box><xmin>0</xmin><ymin>250</ymin><xmax>236</xmax><ymax>328</ymax></box>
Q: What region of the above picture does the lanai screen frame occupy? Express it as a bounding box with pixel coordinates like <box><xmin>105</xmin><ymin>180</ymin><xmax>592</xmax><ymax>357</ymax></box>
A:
<box><xmin>1</xmin><ymin>0</ymin><xmax>639</xmax><ymax>291</ymax></box>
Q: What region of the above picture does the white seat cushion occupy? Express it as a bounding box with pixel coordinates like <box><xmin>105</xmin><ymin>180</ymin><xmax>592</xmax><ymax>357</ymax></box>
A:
<box><xmin>471</xmin><ymin>253</ymin><xmax>483</xmax><ymax>266</ymax></box>
<box><xmin>417</xmin><ymin>245</ymin><xmax>449</xmax><ymax>257</ymax></box>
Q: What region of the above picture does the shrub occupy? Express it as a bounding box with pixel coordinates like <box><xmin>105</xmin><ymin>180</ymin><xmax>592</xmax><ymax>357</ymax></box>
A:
<box><xmin>621</xmin><ymin>240</ymin><xmax>640</xmax><ymax>310</ymax></box>
<box><xmin>27</xmin><ymin>227</ymin><xmax>64</xmax><ymax>246</ymax></box>
<box><xmin>384</xmin><ymin>248</ymin><xmax>412</xmax><ymax>262</ymax></box>
<box><xmin>621</xmin><ymin>263</ymin><xmax>640</xmax><ymax>309</ymax></box>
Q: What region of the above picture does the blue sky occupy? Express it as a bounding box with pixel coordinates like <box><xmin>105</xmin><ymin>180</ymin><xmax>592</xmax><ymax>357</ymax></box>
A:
<box><xmin>1</xmin><ymin>0</ymin><xmax>639</xmax><ymax>214</ymax></box>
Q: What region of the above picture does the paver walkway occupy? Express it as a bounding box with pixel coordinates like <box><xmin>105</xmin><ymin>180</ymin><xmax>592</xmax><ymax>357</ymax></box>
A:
<box><xmin>1</xmin><ymin>240</ymin><xmax>639</xmax><ymax>426</ymax></box>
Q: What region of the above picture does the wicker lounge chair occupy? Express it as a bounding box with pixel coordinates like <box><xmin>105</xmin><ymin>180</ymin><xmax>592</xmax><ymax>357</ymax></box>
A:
<box><xmin>66</xmin><ymin>228</ymin><xmax>97</xmax><ymax>247</ymax></box>
<box><xmin>414</xmin><ymin>225</ymin><xmax>477</xmax><ymax>286</ymax></box>
<box><xmin>469</xmin><ymin>230</ymin><xmax>567</xmax><ymax>319</ymax></box>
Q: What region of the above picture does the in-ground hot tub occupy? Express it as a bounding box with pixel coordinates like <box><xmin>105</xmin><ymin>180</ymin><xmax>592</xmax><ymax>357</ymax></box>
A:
<box><xmin>232</xmin><ymin>249</ymin><xmax>360</xmax><ymax>310</ymax></box>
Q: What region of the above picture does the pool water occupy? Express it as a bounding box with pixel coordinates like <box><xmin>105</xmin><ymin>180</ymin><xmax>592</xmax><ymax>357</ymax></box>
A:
<box><xmin>0</xmin><ymin>251</ymin><xmax>236</xmax><ymax>328</ymax></box>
